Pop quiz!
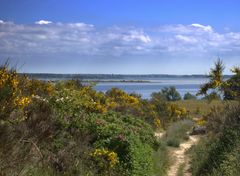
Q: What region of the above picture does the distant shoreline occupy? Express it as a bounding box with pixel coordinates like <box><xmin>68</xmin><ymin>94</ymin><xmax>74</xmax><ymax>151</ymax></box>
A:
<box><xmin>19</xmin><ymin>73</ymin><xmax>232</xmax><ymax>84</ymax></box>
<box><xmin>19</xmin><ymin>73</ymin><xmax>233</xmax><ymax>80</ymax></box>
<box><xmin>81</xmin><ymin>80</ymin><xmax>151</xmax><ymax>83</ymax></box>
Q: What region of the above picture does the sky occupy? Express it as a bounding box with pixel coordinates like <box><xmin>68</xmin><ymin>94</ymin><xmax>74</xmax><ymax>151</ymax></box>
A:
<box><xmin>0</xmin><ymin>0</ymin><xmax>240</xmax><ymax>74</ymax></box>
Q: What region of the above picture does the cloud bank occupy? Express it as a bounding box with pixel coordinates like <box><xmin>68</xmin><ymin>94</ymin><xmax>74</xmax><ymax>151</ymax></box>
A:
<box><xmin>0</xmin><ymin>20</ymin><xmax>239</xmax><ymax>57</ymax></box>
<box><xmin>0</xmin><ymin>20</ymin><xmax>239</xmax><ymax>73</ymax></box>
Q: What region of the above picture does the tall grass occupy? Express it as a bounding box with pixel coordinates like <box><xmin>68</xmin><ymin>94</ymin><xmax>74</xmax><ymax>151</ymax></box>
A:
<box><xmin>176</xmin><ymin>163</ymin><xmax>186</xmax><ymax>176</ymax></box>
<box><xmin>164</xmin><ymin>120</ymin><xmax>194</xmax><ymax>147</ymax></box>
<box><xmin>189</xmin><ymin>103</ymin><xmax>240</xmax><ymax>176</ymax></box>
<box><xmin>153</xmin><ymin>140</ymin><xmax>170</xmax><ymax>176</ymax></box>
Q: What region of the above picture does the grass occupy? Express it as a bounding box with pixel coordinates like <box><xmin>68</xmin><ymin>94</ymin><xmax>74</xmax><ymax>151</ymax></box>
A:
<box><xmin>164</xmin><ymin>120</ymin><xmax>194</xmax><ymax>147</ymax></box>
<box><xmin>176</xmin><ymin>163</ymin><xmax>186</xmax><ymax>176</ymax></box>
<box><xmin>173</xmin><ymin>100</ymin><xmax>236</xmax><ymax>117</ymax></box>
<box><xmin>153</xmin><ymin>140</ymin><xmax>170</xmax><ymax>176</ymax></box>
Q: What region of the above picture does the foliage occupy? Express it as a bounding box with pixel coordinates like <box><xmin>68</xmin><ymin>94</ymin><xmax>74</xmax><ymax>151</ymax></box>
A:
<box><xmin>198</xmin><ymin>59</ymin><xmax>240</xmax><ymax>100</ymax></box>
<box><xmin>150</xmin><ymin>92</ymin><xmax>188</xmax><ymax>128</ymax></box>
<box><xmin>167</xmin><ymin>103</ymin><xmax>188</xmax><ymax>120</ymax></box>
<box><xmin>197</xmin><ymin>59</ymin><xmax>224</xmax><ymax>96</ymax></box>
<box><xmin>201</xmin><ymin>91</ymin><xmax>221</xmax><ymax>101</ymax></box>
<box><xmin>223</xmin><ymin>67</ymin><xmax>240</xmax><ymax>100</ymax></box>
<box><xmin>196</xmin><ymin>118</ymin><xmax>206</xmax><ymax>126</ymax></box>
<box><xmin>0</xmin><ymin>66</ymin><xmax>162</xmax><ymax>176</ymax></box>
<box><xmin>174</xmin><ymin>100</ymin><xmax>230</xmax><ymax>118</ymax></box>
<box><xmin>190</xmin><ymin>103</ymin><xmax>240</xmax><ymax>176</ymax></box>
<box><xmin>153</xmin><ymin>140</ymin><xmax>170</xmax><ymax>176</ymax></box>
<box><xmin>190</xmin><ymin>61</ymin><xmax>240</xmax><ymax>176</ymax></box>
<box><xmin>164</xmin><ymin>120</ymin><xmax>194</xmax><ymax>147</ymax></box>
<box><xmin>183</xmin><ymin>92</ymin><xmax>197</xmax><ymax>100</ymax></box>
<box><xmin>0</xmin><ymin>65</ymin><xmax>31</xmax><ymax>121</ymax></box>
<box><xmin>90</xmin><ymin>148</ymin><xmax>119</xmax><ymax>175</ymax></box>
<box><xmin>160</xmin><ymin>86</ymin><xmax>182</xmax><ymax>101</ymax></box>
<box><xmin>177</xmin><ymin>163</ymin><xmax>186</xmax><ymax>176</ymax></box>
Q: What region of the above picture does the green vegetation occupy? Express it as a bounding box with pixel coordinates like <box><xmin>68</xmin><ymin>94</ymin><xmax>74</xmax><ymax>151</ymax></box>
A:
<box><xmin>156</xmin><ymin>86</ymin><xmax>182</xmax><ymax>101</ymax></box>
<box><xmin>153</xmin><ymin>140</ymin><xmax>170</xmax><ymax>176</ymax></box>
<box><xmin>1</xmin><ymin>59</ymin><xmax>239</xmax><ymax>176</ymax></box>
<box><xmin>1</xmin><ymin>64</ymin><xmax>194</xmax><ymax>176</ymax></box>
<box><xmin>176</xmin><ymin>163</ymin><xmax>186</xmax><ymax>176</ymax></box>
<box><xmin>198</xmin><ymin>59</ymin><xmax>240</xmax><ymax>101</ymax></box>
<box><xmin>189</xmin><ymin>60</ymin><xmax>240</xmax><ymax>176</ymax></box>
<box><xmin>174</xmin><ymin>100</ymin><xmax>227</xmax><ymax>117</ymax></box>
<box><xmin>0</xmin><ymin>65</ymin><xmax>160</xmax><ymax>176</ymax></box>
<box><xmin>183</xmin><ymin>92</ymin><xmax>197</xmax><ymax>100</ymax></box>
<box><xmin>164</xmin><ymin>120</ymin><xmax>193</xmax><ymax>147</ymax></box>
<box><xmin>189</xmin><ymin>104</ymin><xmax>240</xmax><ymax>176</ymax></box>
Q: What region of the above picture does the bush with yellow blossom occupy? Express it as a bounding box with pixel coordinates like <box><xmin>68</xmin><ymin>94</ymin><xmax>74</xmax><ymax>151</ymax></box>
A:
<box><xmin>90</xmin><ymin>148</ymin><xmax>119</xmax><ymax>169</ymax></box>
<box><xmin>0</xmin><ymin>65</ymin><xmax>32</xmax><ymax>121</ymax></box>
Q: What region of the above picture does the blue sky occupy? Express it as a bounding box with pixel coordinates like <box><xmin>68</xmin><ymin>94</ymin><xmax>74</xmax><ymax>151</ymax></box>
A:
<box><xmin>0</xmin><ymin>0</ymin><xmax>240</xmax><ymax>74</ymax></box>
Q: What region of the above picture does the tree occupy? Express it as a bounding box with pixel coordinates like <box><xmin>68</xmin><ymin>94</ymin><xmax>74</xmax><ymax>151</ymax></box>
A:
<box><xmin>160</xmin><ymin>86</ymin><xmax>181</xmax><ymax>101</ymax></box>
<box><xmin>183</xmin><ymin>92</ymin><xmax>197</xmax><ymax>100</ymax></box>
<box><xmin>197</xmin><ymin>58</ymin><xmax>224</xmax><ymax>96</ymax></box>
<box><xmin>197</xmin><ymin>58</ymin><xmax>240</xmax><ymax>100</ymax></box>
<box><xmin>222</xmin><ymin>67</ymin><xmax>240</xmax><ymax>100</ymax></box>
<box><xmin>202</xmin><ymin>91</ymin><xmax>221</xmax><ymax>101</ymax></box>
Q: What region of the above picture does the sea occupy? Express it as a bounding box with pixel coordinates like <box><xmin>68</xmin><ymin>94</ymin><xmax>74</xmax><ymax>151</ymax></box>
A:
<box><xmin>26</xmin><ymin>74</ymin><xmax>212</xmax><ymax>99</ymax></box>
<box><xmin>93</xmin><ymin>77</ymin><xmax>208</xmax><ymax>99</ymax></box>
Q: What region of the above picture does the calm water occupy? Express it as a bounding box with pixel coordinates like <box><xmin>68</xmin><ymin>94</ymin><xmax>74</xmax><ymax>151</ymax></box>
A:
<box><xmin>29</xmin><ymin>74</ymin><xmax>209</xmax><ymax>99</ymax></box>
<box><xmin>94</xmin><ymin>78</ymin><xmax>209</xmax><ymax>99</ymax></box>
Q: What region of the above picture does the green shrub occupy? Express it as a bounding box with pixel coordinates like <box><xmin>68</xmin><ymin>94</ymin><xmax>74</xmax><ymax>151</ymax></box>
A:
<box><xmin>164</xmin><ymin>120</ymin><xmax>193</xmax><ymax>147</ymax></box>
<box><xmin>153</xmin><ymin>140</ymin><xmax>170</xmax><ymax>176</ymax></box>
<box><xmin>166</xmin><ymin>138</ymin><xmax>180</xmax><ymax>147</ymax></box>
<box><xmin>184</xmin><ymin>92</ymin><xmax>197</xmax><ymax>100</ymax></box>
<box><xmin>0</xmin><ymin>66</ymin><xmax>161</xmax><ymax>176</ymax></box>
<box><xmin>189</xmin><ymin>135</ymin><xmax>214</xmax><ymax>176</ymax></box>
<box><xmin>83</xmin><ymin>112</ymin><xmax>157</xmax><ymax>176</ymax></box>
<box><xmin>190</xmin><ymin>104</ymin><xmax>240</xmax><ymax>176</ymax></box>
<box><xmin>159</xmin><ymin>86</ymin><xmax>182</xmax><ymax>101</ymax></box>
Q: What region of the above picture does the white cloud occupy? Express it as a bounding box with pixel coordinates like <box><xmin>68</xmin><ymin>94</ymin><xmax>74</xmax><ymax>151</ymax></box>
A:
<box><xmin>190</xmin><ymin>23</ymin><xmax>213</xmax><ymax>33</ymax></box>
<box><xmin>35</xmin><ymin>20</ymin><xmax>52</xmax><ymax>25</ymax></box>
<box><xmin>175</xmin><ymin>35</ymin><xmax>198</xmax><ymax>44</ymax></box>
<box><xmin>0</xmin><ymin>21</ymin><xmax>240</xmax><ymax>58</ymax></box>
<box><xmin>122</xmin><ymin>30</ymin><xmax>151</xmax><ymax>43</ymax></box>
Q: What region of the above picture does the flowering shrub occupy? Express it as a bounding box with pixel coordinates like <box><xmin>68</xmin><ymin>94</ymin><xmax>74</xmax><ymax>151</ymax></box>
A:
<box><xmin>154</xmin><ymin>118</ymin><xmax>161</xmax><ymax>128</ymax></box>
<box><xmin>0</xmin><ymin>65</ymin><xmax>174</xmax><ymax>176</ymax></box>
<box><xmin>106</xmin><ymin>88</ymin><xmax>141</xmax><ymax>112</ymax></box>
<box><xmin>196</xmin><ymin>118</ymin><xmax>207</xmax><ymax>126</ymax></box>
<box><xmin>0</xmin><ymin>66</ymin><xmax>32</xmax><ymax>121</ymax></box>
<box><xmin>167</xmin><ymin>104</ymin><xmax>188</xmax><ymax>119</ymax></box>
<box><xmin>90</xmin><ymin>148</ymin><xmax>119</xmax><ymax>168</ymax></box>
<box><xmin>51</xmin><ymin>87</ymin><xmax>107</xmax><ymax>121</ymax></box>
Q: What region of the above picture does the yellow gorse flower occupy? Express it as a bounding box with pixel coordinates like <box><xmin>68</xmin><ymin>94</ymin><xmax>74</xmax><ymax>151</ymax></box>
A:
<box><xmin>107</xmin><ymin>151</ymin><xmax>119</xmax><ymax>167</ymax></box>
<box><xmin>154</xmin><ymin>118</ymin><xmax>161</xmax><ymax>128</ymax></box>
<box><xmin>14</xmin><ymin>96</ymin><xmax>31</xmax><ymax>107</ymax></box>
<box><xmin>90</xmin><ymin>148</ymin><xmax>119</xmax><ymax>168</ymax></box>
<box><xmin>196</xmin><ymin>118</ymin><xmax>207</xmax><ymax>126</ymax></box>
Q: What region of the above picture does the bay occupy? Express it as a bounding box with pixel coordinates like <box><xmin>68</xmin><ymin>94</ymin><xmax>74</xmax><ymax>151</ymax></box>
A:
<box><xmin>93</xmin><ymin>77</ymin><xmax>209</xmax><ymax>99</ymax></box>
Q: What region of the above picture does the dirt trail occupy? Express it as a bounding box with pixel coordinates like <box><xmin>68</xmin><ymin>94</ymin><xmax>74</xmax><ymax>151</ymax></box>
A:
<box><xmin>154</xmin><ymin>132</ymin><xmax>164</xmax><ymax>138</ymax></box>
<box><xmin>167</xmin><ymin>135</ymin><xmax>200</xmax><ymax>176</ymax></box>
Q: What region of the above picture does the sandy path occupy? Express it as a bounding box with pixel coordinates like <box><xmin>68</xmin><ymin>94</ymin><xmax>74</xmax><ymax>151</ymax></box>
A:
<box><xmin>167</xmin><ymin>135</ymin><xmax>200</xmax><ymax>176</ymax></box>
<box><xmin>154</xmin><ymin>132</ymin><xmax>164</xmax><ymax>138</ymax></box>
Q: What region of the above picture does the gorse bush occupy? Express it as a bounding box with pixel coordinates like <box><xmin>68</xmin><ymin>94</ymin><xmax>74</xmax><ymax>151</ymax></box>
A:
<box><xmin>150</xmin><ymin>91</ymin><xmax>189</xmax><ymax>128</ymax></box>
<box><xmin>0</xmin><ymin>66</ymin><xmax>165</xmax><ymax>176</ymax></box>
